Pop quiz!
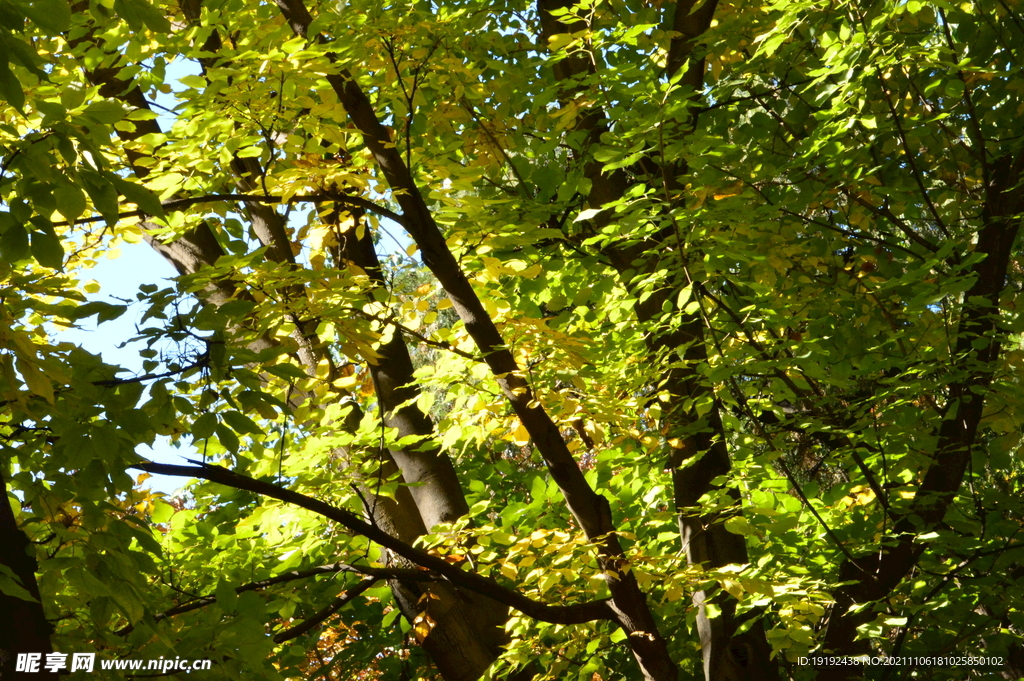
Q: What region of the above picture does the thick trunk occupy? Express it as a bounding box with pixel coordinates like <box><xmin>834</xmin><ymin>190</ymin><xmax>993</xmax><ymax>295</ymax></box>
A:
<box><xmin>336</xmin><ymin>222</ymin><xmax>509</xmax><ymax>678</ymax></box>
<box><xmin>0</xmin><ymin>468</ymin><xmax>58</xmax><ymax>680</ymax></box>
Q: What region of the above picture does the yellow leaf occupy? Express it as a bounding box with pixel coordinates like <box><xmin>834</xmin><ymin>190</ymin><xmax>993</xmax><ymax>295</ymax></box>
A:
<box><xmin>722</xmin><ymin>579</ymin><xmax>744</xmax><ymax>599</ymax></box>
<box><xmin>308</xmin><ymin>224</ymin><xmax>336</xmax><ymax>250</ymax></box>
<box><xmin>519</xmin><ymin>263</ymin><xmax>543</xmax><ymax>279</ymax></box>
<box><xmin>17</xmin><ymin>358</ymin><xmax>53</xmax><ymax>404</ymax></box>
<box><xmin>547</xmin><ymin>33</ymin><xmax>575</xmax><ymax>51</ymax></box>
<box><xmin>412</xmin><ymin>613</ymin><xmax>436</xmax><ymax>642</ymax></box>
<box><xmin>840</xmin><ymin>485</ymin><xmax>876</xmax><ymax>507</ymax></box>
<box><xmin>713</xmin><ymin>182</ymin><xmax>745</xmax><ymax>200</ymax></box>
<box><xmin>511</xmin><ymin>423</ymin><xmax>531</xmax><ymax>446</ymax></box>
<box><xmin>334</xmin><ymin>374</ymin><xmax>358</xmax><ymax>389</ymax></box>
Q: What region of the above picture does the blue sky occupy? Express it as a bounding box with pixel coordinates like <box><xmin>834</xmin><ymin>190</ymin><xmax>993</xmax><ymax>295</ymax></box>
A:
<box><xmin>57</xmin><ymin>59</ymin><xmax>204</xmax><ymax>494</ymax></box>
<box><xmin>57</xmin><ymin>242</ymin><xmax>198</xmax><ymax>495</ymax></box>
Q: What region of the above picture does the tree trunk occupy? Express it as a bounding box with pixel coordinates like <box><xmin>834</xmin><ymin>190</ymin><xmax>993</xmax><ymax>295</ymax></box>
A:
<box><xmin>0</xmin><ymin>468</ymin><xmax>58</xmax><ymax>680</ymax></box>
<box><xmin>335</xmin><ymin>219</ymin><xmax>510</xmax><ymax>679</ymax></box>
<box><xmin>80</xmin><ymin>54</ymin><xmax>511</xmax><ymax>676</ymax></box>
<box><xmin>818</xmin><ymin>153</ymin><xmax>1023</xmax><ymax>678</ymax></box>
<box><xmin>533</xmin><ymin>0</ymin><xmax>777</xmax><ymax>675</ymax></box>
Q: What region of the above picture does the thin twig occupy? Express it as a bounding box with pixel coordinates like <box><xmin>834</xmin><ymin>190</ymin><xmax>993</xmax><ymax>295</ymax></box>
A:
<box><xmin>51</xmin><ymin>193</ymin><xmax>405</xmax><ymax>227</ymax></box>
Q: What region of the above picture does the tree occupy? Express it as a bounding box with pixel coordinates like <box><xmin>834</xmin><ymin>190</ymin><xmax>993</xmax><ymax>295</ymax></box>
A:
<box><xmin>0</xmin><ymin>0</ymin><xmax>1022</xmax><ymax>679</ymax></box>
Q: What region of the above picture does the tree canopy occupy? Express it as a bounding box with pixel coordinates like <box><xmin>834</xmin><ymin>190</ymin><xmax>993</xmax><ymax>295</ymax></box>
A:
<box><xmin>0</xmin><ymin>0</ymin><xmax>1022</xmax><ymax>679</ymax></box>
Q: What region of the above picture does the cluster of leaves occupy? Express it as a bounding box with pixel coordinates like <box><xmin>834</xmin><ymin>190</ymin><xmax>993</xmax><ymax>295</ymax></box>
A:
<box><xmin>0</xmin><ymin>0</ymin><xmax>1022</xmax><ymax>680</ymax></box>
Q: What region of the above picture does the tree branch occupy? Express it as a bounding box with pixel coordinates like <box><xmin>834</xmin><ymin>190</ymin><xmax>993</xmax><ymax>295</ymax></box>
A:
<box><xmin>340</xmin><ymin>307</ymin><xmax>482</xmax><ymax>361</ymax></box>
<box><xmin>51</xmin><ymin>193</ymin><xmax>405</xmax><ymax>228</ymax></box>
<box><xmin>273</xmin><ymin>576</ymin><xmax>378</xmax><ymax>643</ymax></box>
<box><xmin>130</xmin><ymin>459</ymin><xmax>612</xmax><ymax>626</ymax></box>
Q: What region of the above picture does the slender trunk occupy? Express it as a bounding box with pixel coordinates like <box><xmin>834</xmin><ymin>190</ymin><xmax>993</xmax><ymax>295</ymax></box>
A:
<box><xmin>534</xmin><ymin>0</ymin><xmax>777</xmax><ymax>674</ymax></box>
<box><xmin>818</xmin><ymin>153</ymin><xmax>1023</xmax><ymax>678</ymax></box>
<box><xmin>270</xmin><ymin>1</ymin><xmax>682</xmax><ymax>675</ymax></box>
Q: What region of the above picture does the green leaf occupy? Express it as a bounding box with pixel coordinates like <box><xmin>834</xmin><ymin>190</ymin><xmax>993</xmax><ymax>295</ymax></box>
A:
<box><xmin>215</xmin><ymin>423</ymin><xmax>240</xmax><ymax>453</ymax></box>
<box><xmin>111</xmin><ymin>177</ymin><xmax>164</xmax><ymax>217</ymax></box>
<box><xmin>150</xmin><ymin>499</ymin><xmax>175</xmax><ymax>524</ymax></box>
<box><xmin>0</xmin><ymin>221</ymin><xmax>29</xmax><ymax>262</ymax></box>
<box><xmin>0</xmin><ymin>59</ymin><xmax>24</xmax><ymax>113</ymax></box>
<box><xmin>81</xmin><ymin>172</ymin><xmax>120</xmax><ymax>224</ymax></box>
<box><xmin>381</xmin><ymin>608</ymin><xmax>401</xmax><ymax>630</ymax></box>
<box><xmin>82</xmin><ymin>99</ymin><xmax>127</xmax><ymax>124</ymax></box>
<box><xmin>53</xmin><ymin>181</ymin><xmax>87</xmax><ymax>222</ymax></box>
<box><xmin>676</xmin><ymin>285</ymin><xmax>693</xmax><ymax>309</ymax></box>
<box><xmin>60</xmin><ymin>83</ymin><xmax>87</xmax><ymax>110</ymax></box>
<box><xmin>127</xmin><ymin>0</ymin><xmax>170</xmax><ymax>32</ymax></box>
<box><xmin>116</xmin><ymin>408</ymin><xmax>152</xmax><ymax>436</ymax></box>
<box><xmin>178</xmin><ymin>74</ymin><xmax>207</xmax><ymax>89</ymax></box>
<box><xmin>111</xmin><ymin>0</ymin><xmax>169</xmax><ymax>32</ymax></box>
<box><xmin>222</xmin><ymin>410</ymin><xmax>264</xmax><ymax>435</ymax></box>
<box><xmin>30</xmin><ymin>230</ymin><xmax>64</xmax><ymax>269</ymax></box>
<box><xmin>21</xmin><ymin>0</ymin><xmax>71</xmax><ymax>35</ymax></box>
<box><xmin>192</xmin><ymin>412</ymin><xmax>218</xmax><ymax>440</ymax></box>
<box><xmin>1</xmin><ymin>32</ymin><xmax>46</xmax><ymax>79</ymax></box>
<box><xmin>724</xmin><ymin>517</ymin><xmax>752</xmax><ymax>536</ymax></box>
<box><xmin>530</xmin><ymin>475</ymin><xmax>548</xmax><ymax>502</ymax></box>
